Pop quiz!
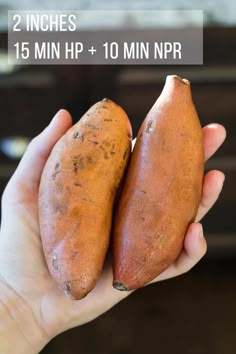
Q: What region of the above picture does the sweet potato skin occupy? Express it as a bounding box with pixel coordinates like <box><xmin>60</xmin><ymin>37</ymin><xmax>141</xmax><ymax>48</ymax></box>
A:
<box><xmin>39</xmin><ymin>99</ymin><xmax>132</xmax><ymax>299</ymax></box>
<box><xmin>112</xmin><ymin>76</ymin><xmax>204</xmax><ymax>291</ymax></box>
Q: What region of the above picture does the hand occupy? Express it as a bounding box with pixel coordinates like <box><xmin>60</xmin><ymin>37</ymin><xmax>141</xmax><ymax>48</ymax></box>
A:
<box><xmin>0</xmin><ymin>110</ymin><xmax>226</xmax><ymax>353</ymax></box>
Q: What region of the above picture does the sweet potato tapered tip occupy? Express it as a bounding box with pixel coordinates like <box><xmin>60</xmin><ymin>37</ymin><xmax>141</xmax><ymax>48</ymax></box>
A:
<box><xmin>113</xmin><ymin>282</ymin><xmax>129</xmax><ymax>291</ymax></box>
<box><xmin>166</xmin><ymin>74</ymin><xmax>190</xmax><ymax>85</ymax></box>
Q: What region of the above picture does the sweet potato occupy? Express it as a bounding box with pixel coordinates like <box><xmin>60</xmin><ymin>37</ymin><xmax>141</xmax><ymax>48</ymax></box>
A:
<box><xmin>112</xmin><ymin>75</ymin><xmax>204</xmax><ymax>291</ymax></box>
<box><xmin>39</xmin><ymin>98</ymin><xmax>132</xmax><ymax>299</ymax></box>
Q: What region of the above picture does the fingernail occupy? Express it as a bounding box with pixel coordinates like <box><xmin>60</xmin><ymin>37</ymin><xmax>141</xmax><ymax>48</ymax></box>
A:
<box><xmin>207</xmin><ymin>123</ymin><xmax>219</xmax><ymax>129</ymax></box>
<box><xmin>219</xmin><ymin>173</ymin><xmax>225</xmax><ymax>193</ymax></box>
<box><xmin>222</xmin><ymin>173</ymin><xmax>225</xmax><ymax>184</ymax></box>
<box><xmin>199</xmin><ymin>224</ymin><xmax>204</xmax><ymax>238</ymax></box>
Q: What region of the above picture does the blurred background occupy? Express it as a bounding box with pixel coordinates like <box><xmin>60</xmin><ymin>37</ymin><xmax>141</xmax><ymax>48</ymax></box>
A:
<box><xmin>0</xmin><ymin>1</ymin><xmax>236</xmax><ymax>353</ymax></box>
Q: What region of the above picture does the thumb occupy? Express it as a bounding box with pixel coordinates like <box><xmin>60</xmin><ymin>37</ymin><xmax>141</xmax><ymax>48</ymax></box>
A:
<box><xmin>6</xmin><ymin>109</ymin><xmax>72</xmax><ymax>197</ymax></box>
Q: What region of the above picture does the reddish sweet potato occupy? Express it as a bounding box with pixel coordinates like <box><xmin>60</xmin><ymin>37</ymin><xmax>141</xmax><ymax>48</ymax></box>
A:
<box><xmin>112</xmin><ymin>75</ymin><xmax>204</xmax><ymax>291</ymax></box>
<box><xmin>39</xmin><ymin>98</ymin><xmax>132</xmax><ymax>299</ymax></box>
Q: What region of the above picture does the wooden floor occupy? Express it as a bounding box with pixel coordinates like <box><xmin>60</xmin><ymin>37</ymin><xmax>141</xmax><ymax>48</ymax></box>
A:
<box><xmin>42</xmin><ymin>259</ymin><xmax>236</xmax><ymax>354</ymax></box>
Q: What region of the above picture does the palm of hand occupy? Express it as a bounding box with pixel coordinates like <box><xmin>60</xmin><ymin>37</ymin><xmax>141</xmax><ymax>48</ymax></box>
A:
<box><xmin>0</xmin><ymin>110</ymin><xmax>225</xmax><ymax>340</ymax></box>
<box><xmin>1</xmin><ymin>186</ymin><xmax>120</xmax><ymax>338</ymax></box>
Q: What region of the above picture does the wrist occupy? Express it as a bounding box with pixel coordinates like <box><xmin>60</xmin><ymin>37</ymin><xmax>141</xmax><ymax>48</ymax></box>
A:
<box><xmin>0</xmin><ymin>276</ymin><xmax>50</xmax><ymax>354</ymax></box>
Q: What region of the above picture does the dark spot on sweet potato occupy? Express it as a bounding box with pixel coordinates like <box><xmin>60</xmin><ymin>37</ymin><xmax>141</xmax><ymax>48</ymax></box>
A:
<box><xmin>99</xmin><ymin>141</ymin><xmax>114</xmax><ymax>159</ymax></box>
<box><xmin>104</xmin><ymin>118</ymin><xmax>113</xmax><ymax>122</ymax></box>
<box><xmin>65</xmin><ymin>280</ymin><xmax>72</xmax><ymax>294</ymax></box>
<box><xmin>51</xmin><ymin>162</ymin><xmax>61</xmax><ymax>180</ymax></box>
<box><xmin>72</xmin><ymin>155</ymin><xmax>84</xmax><ymax>173</ymax></box>
<box><xmin>102</xmin><ymin>105</ymin><xmax>108</xmax><ymax>109</ymax></box>
<box><xmin>73</xmin><ymin>132</ymin><xmax>84</xmax><ymax>142</ymax></box>
<box><xmin>81</xmin><ymin>196</ymin><xmax>95</xmax><ymax>204</ymax></box>
<box><xmin>88</xmin><ymin>139</ymin><xmax>99</xmax><ymax>145</ymax></box>
<box><xmin>85</xmin><ymin>123</ymin><xmax>100</xmax><ymax>130</ymax></box>
<box><xmin>51</xmin><ymin>170</ymin><xmax>60</xmax><ymax>180</ymax></box>
<box><xmin>87</xmin><ymin>156</ymin><xmax>93</xmax><ymax>163</ymax></box>
<box><xmin>146</xmin><ymin>120</ymin><xmax>155</xmax><ymax>133</ymax></box>
<box><xmin>53</xmin><ymin>204</ymin><xmax>68</xmax><ymax>215</ymax></box>
<box><xmin>71</xmin><ymin>207</ymin><xmax>80</xmax><ymax>217</ymax></box>
<box><xmin>74</xmin><ymin>182</ymin><xmax>82</xmax><ymax>187</ymax></box>
<box><xmin>72</xmin><ymin>251</ymin><xmax>79</xmax><ymax>260</ymax></box>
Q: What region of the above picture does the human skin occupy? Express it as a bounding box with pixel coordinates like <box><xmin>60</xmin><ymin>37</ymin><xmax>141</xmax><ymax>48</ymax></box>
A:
<box><xmin>0</xmin><ymin>109</ymin><xmax>226</xmax><ymax>354</ymax></box>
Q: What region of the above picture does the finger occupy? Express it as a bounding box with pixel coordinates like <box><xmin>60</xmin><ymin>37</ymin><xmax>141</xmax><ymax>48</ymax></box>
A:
<box><xmin>203</xmin><ymin>124</ymin><xmax>226</xmax><ymax>162</ymax></box>
<box><xmin>9</xmin><ymin>109</ymin><xmax>72</xmax><ymax>193</ymax></box>
<box><xmin>151</xmin><ymin>223</ymin><xmax>207</xmax><ymax>282</ymax></box>
<box><xmin>195</xmin><ymin>170</ymin><xmax>225</xmax><ymax>222</ymax></box>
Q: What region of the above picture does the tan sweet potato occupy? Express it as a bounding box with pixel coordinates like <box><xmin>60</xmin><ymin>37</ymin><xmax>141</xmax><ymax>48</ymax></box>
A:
<box><xmin>112</xmin><ymin>75</ymin><xmax>204</xmax><ymax>291</ymax></box>
<box><xmin>39</xmin><ymin>98</ymin><xmax>132</xmax><ymax>299</ymax></box>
